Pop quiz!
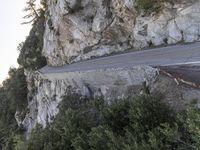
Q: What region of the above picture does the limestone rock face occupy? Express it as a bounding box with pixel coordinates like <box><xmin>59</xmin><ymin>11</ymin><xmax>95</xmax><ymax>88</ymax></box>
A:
<box><xmin>43</xmin><ymin>0</ymin><xmax>200</xmax><ymax>66</ymax></box>
<box><xmin>22</xmin><ymin>66</ymin><xmax>159</xmax><ymax>135</ymax></box>
<box><xmin>22</xmin><ymin>0</ymin><xmax>200</xmax><ymax>135</ymax></box>
<box><xmin>22</xmin><ymin>66</ymin><xmax>200</xmax><ymax>135</ymax></box>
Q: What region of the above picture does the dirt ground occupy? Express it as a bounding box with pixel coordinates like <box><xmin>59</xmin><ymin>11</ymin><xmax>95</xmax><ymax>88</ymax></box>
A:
<box><xmin>157</xmin><ymin>65</ymin><xmax>200</xmax><ymax>88</ymax></box>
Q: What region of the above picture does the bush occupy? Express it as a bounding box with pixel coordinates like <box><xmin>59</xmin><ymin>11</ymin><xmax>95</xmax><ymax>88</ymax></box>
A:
<box><xmin>3</xmin><ymin>68</ymin><xmax>28</xmax><ymax>111</ymax></box>
<box><xmin>17</xmin><ymin>0</ymin><xmax>47</xmax><ymax>70</ymax></box>
<box><xmin>0</xmin><ymin>0</ymin><xmax>47</xmax><ymax>148</ymax></box>
<box><xmin>136</xmin><ymin>0</ymin><xmax>161</xmax><ymax>15</ymax></box>
<box><xmin>136</xmin><ymin>0</ymin><xmax>178</xmax><ymax>15</ymax></box>
<box><xmin>0</xmin><ymin>67</ymin><xmax>28</xmax><ymax>149</ymax></box>
<box><xmin>24</xmin><ymin>95</ymin><xmax>200</xmax><ymax>150</ymax></box>
<box><xmin>17</xmin><ymin>14</ymin><xmax>47</xmax><ymax>70</ymax></box>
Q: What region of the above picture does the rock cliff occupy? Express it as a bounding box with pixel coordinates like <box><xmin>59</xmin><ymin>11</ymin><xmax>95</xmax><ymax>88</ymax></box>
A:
<box><xmin>21</xmin><ymin>0</ymin><xmax>200</xmax><ymax>135</ymax></box>
<box><xmin>43</xmin><ymin>0</ymin><xmax>200</xmax><ymax>66</ymax></box>
<box><xmin>23</xmin><ymin>66</ymin><xmax>159</xmax><ymax>134</ymax></box>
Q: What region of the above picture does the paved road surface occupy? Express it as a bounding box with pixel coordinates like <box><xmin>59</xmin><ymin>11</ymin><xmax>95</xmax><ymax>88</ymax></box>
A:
<box><xmin>40</xmin><ymin>42</ymin><xmax>200</xmax><ymax>74</ymax></box>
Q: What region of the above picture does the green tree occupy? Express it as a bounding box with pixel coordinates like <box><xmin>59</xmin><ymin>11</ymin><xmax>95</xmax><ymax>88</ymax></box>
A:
<box><xmin>3</xmin><ymin>68</ymin><xmax>28</xmax><ymax>111</ymax></box>
<box><xmin>0</xmin><ymin>68</ymin><xmax>28</xmax><ymax>149</ymax></box>
<box><xmin>22</xmin><ymin>0</ymin><xmax>46</xmax><ymax>24</ymax></box>
<box><xmin>25</xmin><ymin>95</ymin><xmax>200</xmax><ymax>150</ymax></box>
<box><xmin>18</xmin><ymin>8</ymin><xmax>47</xmax><ymax>70</ymax></box>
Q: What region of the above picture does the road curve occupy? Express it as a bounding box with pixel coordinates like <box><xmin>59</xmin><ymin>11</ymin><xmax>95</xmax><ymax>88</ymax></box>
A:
<box><xmin>40</xmin><ymin>42</ymin><xmax>200</xmax><ymax>74</ymax></box>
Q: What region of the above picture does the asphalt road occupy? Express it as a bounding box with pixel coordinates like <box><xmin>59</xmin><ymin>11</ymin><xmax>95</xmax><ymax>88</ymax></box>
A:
<box><xmin>40</xmin><ymin>42</ymin><xmax>200</xmax><ymax>74</ymax></box>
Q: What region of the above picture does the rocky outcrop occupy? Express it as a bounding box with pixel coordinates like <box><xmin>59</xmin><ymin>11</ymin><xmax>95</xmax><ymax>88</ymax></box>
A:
<box><xmin>22</xmin><ymin>65</ymin><xmax>200</xmax><ymax>135</ymax></box>
<box><xmin>43</xmin><ymin>0</ymin><xmax>200</xmax><ymax>66</ymax></box>
<box><xmin>22</xmin><ymin>0</ymin><xmax>200</xmax><ymax>135</ymax></box>
<box><xmin>22</xmin><ymin>65</ymin><xmax>159</xmax><ymax>135</ymax></box>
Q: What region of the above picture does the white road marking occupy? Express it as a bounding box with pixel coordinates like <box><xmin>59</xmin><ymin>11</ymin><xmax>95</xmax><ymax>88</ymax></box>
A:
<box><xmin>162</xmin><ymin>61</ymin><xmax>200</xmax><ymax>66</ymax></box>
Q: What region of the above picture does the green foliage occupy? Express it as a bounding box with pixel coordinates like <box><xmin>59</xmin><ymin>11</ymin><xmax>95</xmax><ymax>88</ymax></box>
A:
<box><xmin>2</xmin><ymin>68</ymin><xmax>28</xmax><ymax>111</ymax></box>
<box><xmin>18</xmin><ymin>0</ymin><xmax>47</xmax><ymax>70</ymax></box>
<box><xmin>136</xmin><ymin>0</ymin><xmax>177</xmax><ymax>15</ymax></box>
<box><xmin>17</xmin><ymin>14</ymin><xmax>47</xmax><ymax>70</ymax></box>
<box><xmin>136</xmin><ymin>0</ymin><xmax>161</xmax><ymax>15</ymax></box>
<box><xmin>26</xmin><ymin>125</ymin><xmax>49</xmax><ymax>150</ymax></box>
<box><xmin>0</xmin><ymin>67</ymin><xmax>28</xmax><ymax>149</ymax></box>
<box><xmin>88</xmin><ymin>125</ymin><xmax>122</xmax><ymax>150</ymax></box>
<box><xmin>128</xmin><ymin>95</ymin><xmax>175</xmax><ymax>132</ymax></box>
<box><xmin>0</xmin><ymin>0</ymin><xmax>47</xmax><ymax>148</ymax></box>
<box><xmin>178</xmin><ymin>107</ymin><xmax>200</xmax><ymax>149</ymax></box>
<box><xmin>101</xmin><ymin>99</ymin><xmax>130</xmax><ymax>134</ymax></box>
<box><xmin>13</xmin><ymin>135</ymin><xmax>27</xmax><ymax>150</ymax></box>
<box><xmin>23</xmin><ymin>0</ymin><xmax>46</xmax><ymax>24</ymax></box>
<box><xmin>23</xmin><ymin>95</ymin><xmax>200</xmax><ymax>150</ymax></box>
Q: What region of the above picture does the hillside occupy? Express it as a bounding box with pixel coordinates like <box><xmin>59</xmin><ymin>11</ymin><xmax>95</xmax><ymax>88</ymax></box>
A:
<box><xmin>0</xmin><ymin>0</ymin><xmax>200</xmax><ymax>149</ymax></box>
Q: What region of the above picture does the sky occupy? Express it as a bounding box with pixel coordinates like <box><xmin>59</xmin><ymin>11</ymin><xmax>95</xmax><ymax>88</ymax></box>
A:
<box><xmin>0</xmin><ymin>0</ymin><xmax>31</xmax><ymax>83</ymax></box>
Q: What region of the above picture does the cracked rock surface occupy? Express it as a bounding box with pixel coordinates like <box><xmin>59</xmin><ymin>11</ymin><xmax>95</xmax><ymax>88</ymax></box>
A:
<box><xmin>21</xmin><ymin>0</ymin><xmax>200</xmax><ymax>135</ymax></box>
<box><xmin>23</xmin><ymin>65</ymin><xmax>200</xmax><ymax>135</ymax></box>
<box><xmin>43</xmin><ymin>0</ymin><xmax>200</xmax><ymax>66</ymax></box>
<box><xmin>23</xmin><ymin>66</ymin><xmax>159</xmax><ymax>135</ymax></box>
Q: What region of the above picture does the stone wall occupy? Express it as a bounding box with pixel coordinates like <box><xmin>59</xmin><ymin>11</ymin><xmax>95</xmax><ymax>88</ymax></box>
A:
<box><xmin>43</xmin><ymin>0</ymin><xmax>200</xmax><ymax>66</ymax></box>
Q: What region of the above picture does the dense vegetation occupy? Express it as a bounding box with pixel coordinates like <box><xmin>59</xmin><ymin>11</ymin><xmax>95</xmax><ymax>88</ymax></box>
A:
<box><xmin>0</xmin><ymin>0</ymin><xmax>200</xmax><ymax>149</ymax></box>
<box><xmin>10</xmin><ymin>94</ymin><xmax>199</xmax><ymax>150</ymax></box>
<box><xmin>0</xmin><ymin>0</ymin><xmax>47</xmax><ymax>149</ymax></box>
<box><xmin>0</xmin><ymin>68</ymin><xmax>27</xmax><ymax>149</ymax></box>
<box><xmin>17</xmin><ymin>0</ymin><xmax>47</xmax><ymax>70</ymax></box>
<box><xmin>17</xmin><ymin>14</ymin><xmax>47</xmax><ymax>70</ymax></box>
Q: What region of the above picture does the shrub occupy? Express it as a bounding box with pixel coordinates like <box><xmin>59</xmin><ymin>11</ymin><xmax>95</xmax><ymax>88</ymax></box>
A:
<box><xmin>3</xmin><ymin>68</ymin><xmax>28</xmax><ymax>111</ymax></box>
<box><xmin>0</xmin><ymin>67</ymin><xmax>28</xmax><ymax>149</ymax></box>
<box><xmin>18</xmin><ymin>0</ymin><xmax>47</xmax><ymax>70</ymax></box>
<box><xmin>17</xmin><ymin>14</ymin><xmax>47</xmax><ymax>70</ymax></box>
<box><xmin>24</xmin><ymin>94</ymin><xmax>200</xmax><ymax>150</ymax></box>
<box><xmin>136</xmin><ymin>0</ymin><xmax>161</xmax><ymax>15</ymax></box>
<box><xmin>136</xmin><ymin>0</ymin><xmax>179</xmax><ymax>15</ymax></box>
<box><xmin>13</xmin><ymin>135</ymin><xmax>27</xmax><ymax>150</ymax></box>
<box><xmin>0</xmin><ymin>0</ymin><xmax>47</xmax><ymax>148</ymax></box>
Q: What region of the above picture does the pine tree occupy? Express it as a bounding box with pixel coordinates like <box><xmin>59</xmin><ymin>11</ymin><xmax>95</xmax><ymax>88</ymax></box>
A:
<box><xmin>22</xmin><ymin>0</ymin><xmax>46</xmax><ymax>24</ymax></box>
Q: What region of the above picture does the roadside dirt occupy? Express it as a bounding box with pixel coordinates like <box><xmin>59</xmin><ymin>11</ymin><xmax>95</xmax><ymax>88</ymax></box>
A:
<box><xmin>157</xmin><ymin>65</ymin><xmax>200</xmax><ymax>88</ymax></box>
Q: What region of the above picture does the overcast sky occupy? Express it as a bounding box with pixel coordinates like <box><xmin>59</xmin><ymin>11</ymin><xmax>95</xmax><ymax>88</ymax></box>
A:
<box><xmin>0</xmin><ymin>0</ymin><xmax>31</xmax><ymax>83</ymax></box>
